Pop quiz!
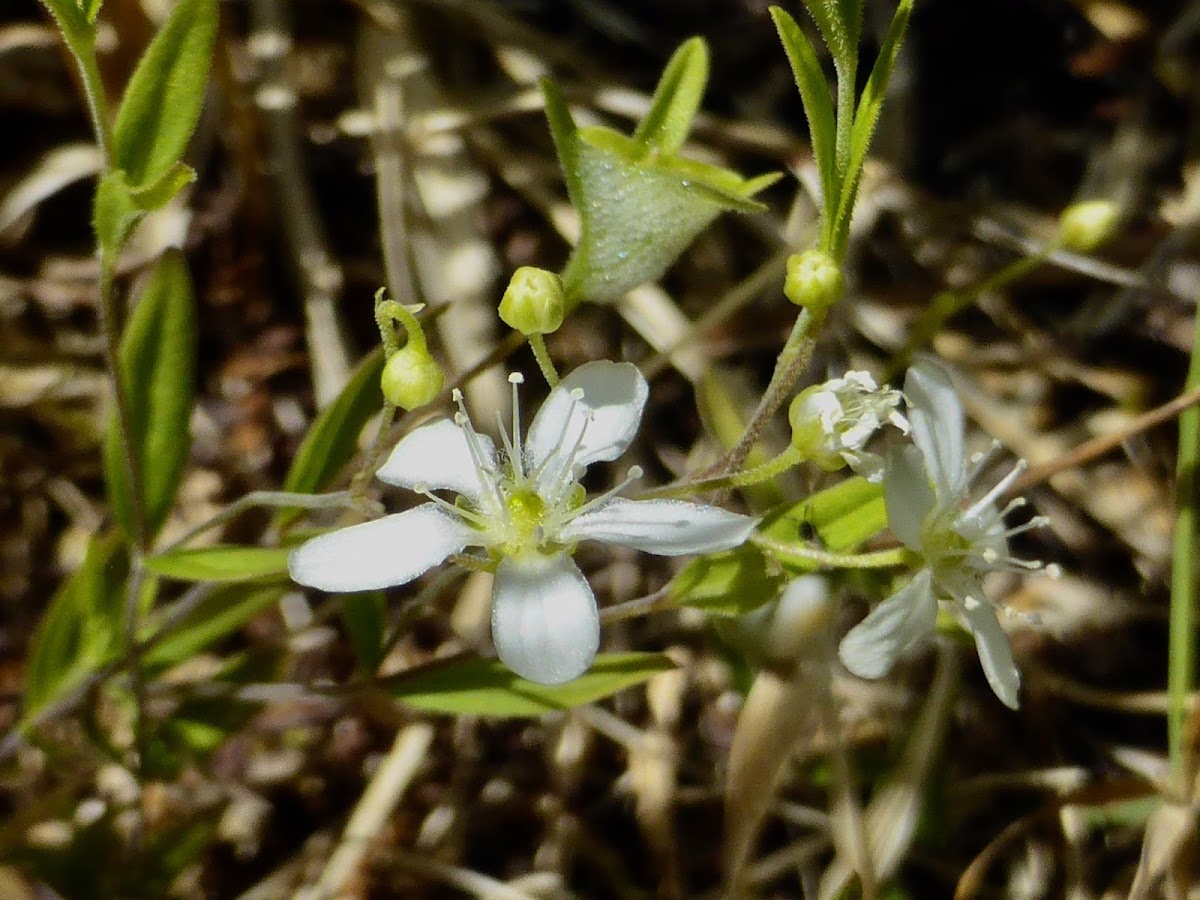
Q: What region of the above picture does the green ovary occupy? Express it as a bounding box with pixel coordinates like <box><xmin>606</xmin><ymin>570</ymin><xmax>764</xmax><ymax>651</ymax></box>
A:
<box><xmin>505</xmin><ymin>489</ymin><xmax>547</xmax><ymax>554</ymax></box>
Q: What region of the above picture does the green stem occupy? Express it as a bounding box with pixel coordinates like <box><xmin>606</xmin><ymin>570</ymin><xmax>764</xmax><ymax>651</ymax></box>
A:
<box><xmin>754</xmin><ymin>534</ymin><xmax>910</xmax><ymax>571</ymax></box>
<box><xmin>1168</xmin><ymin>299</ymin><xmax>1200</xmax><ymax>788</ymax></box>
<box><xmin>74</xmin><ymin>39</ymin><xmax>113</xmax><ymax>166</ymax></box>
<box><xmin>528</xmin><ymin>333</ymin><xmax>560</xmax><ymax>388</ymax></box>
<box><xmin>717</xmin><ymin>308</ymin><xmax>826</xmax><ymax>477</ymax></box>
<box><xmin>640</xmin><ymin>446</ymin><xmax>803</xmax><ymax>500</ymax></box>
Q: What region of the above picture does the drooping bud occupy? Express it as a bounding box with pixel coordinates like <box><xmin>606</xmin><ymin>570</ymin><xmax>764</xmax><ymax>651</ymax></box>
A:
<box><xmin>788</xmin><ymin>371</ymin><xmax>907</xmax><ymax>483</ymax></box>
<box><xmin>740</xmin><ymin>575</ymin><xmax>834</xmax><ymax>667</ymax></box>
<box><xmin>1058</xmin><ymin>200</ymin><xmax>1118</xmax><ymax>253</ymax></box>
<box><xmin>784</xmin><ymin>249</ymin><xmax>844</xmax><ymax>311</ymax></box>
<box><xmin>499</xmin><ymin>266</ymin><xmax>566</xmax><ymax>335</ymax></box>
<box><xmin>381</xmin><ymin>345</ymin><xmax>443</xmax><ymax>411</ymax></box>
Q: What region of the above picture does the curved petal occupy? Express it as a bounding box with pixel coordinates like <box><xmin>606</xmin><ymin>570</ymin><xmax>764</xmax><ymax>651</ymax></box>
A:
<box><xmin>491</xmin><ymin>554</ymin><xmax>599</xmax><ymax>685</ymax></box>
<box><xmin>838</xmin><ymin>569</ymin><xmax>938</xmax><ymax>679</ymax></box>
<box><xmin>884</xmin><ymin>445</ymin><xmax>937</xmax><ymax>550</ymax></box>
<box><xmin>525</xmin><ymin>361</ymin><xmax>648</xmax><ymax>494</ymax></box>
<box><xmin>289</xmin><ymin>504</ymin><xmax>476</xmax><ymax>592</ymax></box>
<box><xmin>560</xmin><ymin>497</ymin><xmax>757</xmax><ymax>556</ymax></box>
<box><xmin>376</xmin><ymin>418</ymin><xmax>497</xmax><ymax>505</ymax></box>
<box><xmin>958</xmin><ymin>595</ymin><xmax>1021</xmax><ymax>709</ymax></box>
<box><xmin>904</xmin><ymin>357</ymin><xmax>964</xmax><ymax>496</ymax></box>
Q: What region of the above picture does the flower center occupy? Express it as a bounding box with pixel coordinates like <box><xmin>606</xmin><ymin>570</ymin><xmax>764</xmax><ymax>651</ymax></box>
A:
<box><xmin>506</xmin><ymin>488</ymin><xmax>547</xmax><ymax>552</ymax></box>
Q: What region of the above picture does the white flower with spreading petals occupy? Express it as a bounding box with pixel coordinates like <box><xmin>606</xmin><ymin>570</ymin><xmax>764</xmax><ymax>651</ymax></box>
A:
<box><xmin>289</xmin><ymin>361</ymin><xmax>758</xmax><ymax>685</ymax></box>
<box><xmin>838</xmin><ymin>358</ymin><xmax>1055</xmax><ymax>708</ymax></box>
<box><xmin>789</xmin><ymin>371</ymin><xmax>909</xmax><ymax>483</ymax></box>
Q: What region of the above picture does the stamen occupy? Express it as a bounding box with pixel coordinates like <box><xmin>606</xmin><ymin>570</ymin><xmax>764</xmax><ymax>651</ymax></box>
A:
<box><xmin>553</xmin><ymin>465</ymin><xmax>644</xmax><ymax>526</ymax></box>
<box><xmin>509</xmin><ymin>373</ymin><xmax>525</xmax><ymax>480</ymax></box>
<box><xmin>529</xmin><ymin>390</ymin><xmax>588</xmax><ymax>490</ymax></box>
<box><xmin>962</xmin><ymin>459</ymin><xmax>1028</xmax><ymax>523</ymax></box>
<box><xmin>451</xmin><ymin>391</ymin><xmax>505</xmax><ymax>517</ymax></box>
<box><xmin>964</xmin><ymin>440</ymin><xmax>1003</xmax><ymax>487</ymax></box>
<box><xmin>412</xmin><ymin>483</ymin><xmax>487</xmax><ymax>529</ymax></box>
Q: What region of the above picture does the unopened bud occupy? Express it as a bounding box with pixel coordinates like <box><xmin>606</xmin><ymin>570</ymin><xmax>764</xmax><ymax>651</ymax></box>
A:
<box><xmin>499</xmin><ymin>266</ymin><xmax>565</xmax><ymax>335</ymax></box>
<box><xmin>1058</xmin><ymin>200</ymin><xmax>1118</xmax><ymax>253</ymax></box>
<box><xmin>784</xmin><ymin>249</ymin><xmax>843</xmax><ymax>311</ymax></box>
<box><xmin>788</xmin><ymin>385</ymin><xmax>845</xmax><ymax>473</ymax></box>
<box><xmin>381</xmin><ymin>346</ymin><xmax>443</xmax><ymax>410</ymax></box>
<box><xmin>741</xmin><ymin>576</ymin><xmax>834</xmax><ymax>666</ymax></box>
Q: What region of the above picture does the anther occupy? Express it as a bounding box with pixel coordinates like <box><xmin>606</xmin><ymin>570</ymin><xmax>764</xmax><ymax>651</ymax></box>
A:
<box><xmin>509</xmin><ymin>372</ymin><xmax>524</xmax><ymax>385</ymax></box>
<box><xmin>451</xmin><ymin>388</ymin><xmax>464</xmax><ymax>402</ymax></box>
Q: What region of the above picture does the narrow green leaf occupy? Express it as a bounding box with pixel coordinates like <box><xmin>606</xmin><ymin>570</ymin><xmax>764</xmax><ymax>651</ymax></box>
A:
<box><xmin>771</xmin><ymin>7</ymin><xmax>839</xmax><ymax>242</ymax></box>
<box><xmin>630</xmin><ymin>37</ymin><xmax>709</xmax><ymax>157</ymax></box>
<box><xmin>103</xmin><ymin>251</ymin><xmax>197</xmax><ymax>541</ymax></box>
<box><xmin>83</xmin><ymin>0</ymin><xmax>103</xmax><ymax>23</ymax></box>
<box><xmin>144</xmin><ymin>583</ymin><xmax>286</xmax><ymax>669</ymax></box>
<box><xmin>670</xmin><ymin>543</ymin><xmax>785</xmax><ymax>617</ymax></box>
<box><xmin>92</xmin><ymin>169</ymin><xmax>143</xmax><ymax>260</ymax></box>
<box><xmin>145</xmin><ymin>546</ymin><xmax>291</xmax><ymax>582</ymax></box>
<box><xmin>111</xmin><ymin>0</ymin><xmax>217</xmax><ymax>188</ymax></box>
<box><xmin>540</xmin><ymin>78</ymin><xmax>583</xmax><ymax>211</ymax></box>
<box><xmin>763</xmin><ymin>476</ymin><xmax>887</xmax><ymax>554</ymax></box>
<box><xmin>36</xmin><ymin>0</ymin><xmax>92</xmax><ymax>57</ymax></box>
<box><xmin>23</xmin><ymin>532</ymin><xmax>128</xmax><ymax>721</ymax></box>
<box><xmin>836</xmin><ymin>0</ymin><xmax>865</xmax><ymax>47</ymax></box>
<box><xmin>801</xmin><ymin>0</ymin><xmax>851</xmax><ymax>64</ymax></box>
<box><xmin>341</xmin><ymin>592</ymin><xmax>387</xmax><ymax>673</ymax></box>
<box><xmin>389</xmin><ymin>653</ymin><xmax>674</xmax><ymax>717</ymax></box>
<box><xmin>280</xmin><ymin>347</ymin><xmax>385</xmax><ymax>518</ymax></box>
<box><xmin>830</xmin><ymin>0</ymin><xmax>913</xmax><ymax>253</ymax></box>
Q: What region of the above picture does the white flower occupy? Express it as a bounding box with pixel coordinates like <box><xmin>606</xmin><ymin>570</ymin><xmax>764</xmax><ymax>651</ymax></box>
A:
<box><xmin>838</xmin><ymin>359</ymin><xmax>1055</xmax><ymax>708</ymax></box>
<box><xmin>788</xmin><ymin>371</ymin><xmax>908</xmax><ymax>483</ymax></box>
<box><xmin>289</xmin><ymin>361</ymin><xmax>758</xmax><ymax>685</ymax></box>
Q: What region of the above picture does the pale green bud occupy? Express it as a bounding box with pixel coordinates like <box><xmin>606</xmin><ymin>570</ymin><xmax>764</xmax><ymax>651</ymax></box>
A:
<box><xmin>1058</xmin><ymin>200</ymin><xmax>1118</xmax><ymax>253</ymax></box>
<box><xmin>499</xmin><ymin>267</ymin><xmax>565</xmax><ymax>335</ymax></box>
<box><xmin>381</xmin><ymin>345</ymin><xmax>443</xmax><ymax>411</ymax></box>
<box><xmin>784</xmin><ymin>250</ymin><xmax>844</xmax><ymax>311</ymax></box>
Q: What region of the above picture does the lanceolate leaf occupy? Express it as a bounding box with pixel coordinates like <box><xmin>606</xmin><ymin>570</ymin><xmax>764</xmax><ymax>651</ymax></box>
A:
<box><xmin>389</xmin><ymin>653</ymin><xmax>674</xmax><ymax>717</ymax></box>
<box><xmin>830</xmin><ymin>0</ymin><xmax>914</xmax><ymax>254</ymax></box>
<box><xmin>111</xmin><ymin>0</ymin><xmax>217</xmax><ymax>189</ymax></box>
<box><xmin>144</xmin><ymin>584</ymin><xmax>286</xmax><ymax>670</ymax></box>
<box><xmin>23</xmin><ymin>532</ymin><xmax>128</xmax><ymax>721</ymax></box>
<box><xmin>104</xmin><ymin>251</ymin><xmax>197</xmax><ymax>541</ymax></box>
<box><xmin>36</xmin><ymin>0</ymin><xmax>92</xmax><ymax>59</ymax></box>
<box><xmin>630</xmin><ymin>37</ymin><xmax>709</xmax><ymax>157</ymax></box>
<box><xmin>280</xmin><ymin>348</ymin><xmax>385</xmax><ymax>520</ymax></box>
<box><xmin>670</xmin><ymin>543</ymin><xmax>786</xmax><ymax>617</ymax></box>
<box><xmin>341</xmin><ymin>591</ymin><xmax>387</xmax><ymax>674</ymax></box>
<box><xmin>145</xmin><ymin>546</ymin><xmax>292</xmax><ymax>583</ymax></box>
<box><xmin>770</xmin><ymin>7</ymin><xmax>839</xmax><ymax>248</ymax></box>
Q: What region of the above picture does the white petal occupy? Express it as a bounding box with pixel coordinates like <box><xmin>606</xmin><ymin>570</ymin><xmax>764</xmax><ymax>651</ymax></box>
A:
<box><xmin>958</xmin><ymin>595</ymin><xmax>1021</xmax><ymax>709</ymax></box>
<box><xmin>491</xmin><ymin>554</ymin><xmax>599</xmax><ymax>685</ymax></box>
<box><xmin>289</xmin><ymin>503</ymin><xmax>476</xmax><ymax>592</ymax></box>
<box><xmin>560</xmin><ymin>498</ymin><xmax>758</xmax><ymax>556</ymax></box>
<box><xmin>884</xmin><ymin>445</ymin><xmax>937</xmax><ymax>550</ymax></box>
<box><xmin>376</xmin><ymin>419</ymin><xmax>497</xmax><ymax>504</ymax></box>
<box><xmin>904</xmin><ymin>357</ymin><xmax>964</xmax><ymax>496</ymax></box>
<box><xmin>838</xmin><ymin>569</ymin><xmax>938</xmax><ymax>679</ymax></box>
<box><xmin>525</xmin><ymin>361</ymin><xmax>648</xmax><ymax>493</ymax></box>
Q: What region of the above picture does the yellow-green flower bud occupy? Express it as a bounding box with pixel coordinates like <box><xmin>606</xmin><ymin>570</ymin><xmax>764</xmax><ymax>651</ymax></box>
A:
<box><xmin>499</xmin><ymin>266</ymin><xmax>565</xmax><ymax>335</ymax></box>
<box><xmin>381</xmin><ymin>345</ymin><xmax>443</xmax><ymax>411</ymax></box>
<box><xmin>784</xmin><ymin>250</ymin><xmax>843</xmax><ymax>311</ymax></box>
<box><xmin>1058</xmin><ymin>200</ymin><xmax>1118</xmax><ymax>253</ymax></box>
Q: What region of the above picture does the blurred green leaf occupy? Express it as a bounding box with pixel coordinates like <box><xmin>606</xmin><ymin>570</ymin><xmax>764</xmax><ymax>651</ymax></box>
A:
<box><xmin>280</xmin><ymin>348</ymin><xmax>385</xmax><ymax>525</ymax></box>
<box><xmin>91</xmin><ymin>169</ymin><xmax>142</xmax><ymax>261</ymax></box>
<box><xmin>111</xmin><ymin>0</ymin><xmax>217</xmax><ymax>189</ymax></box>
<box><xmin>103</xmin><ymin>251</ymin><xmax>197</xmax><ymax>541</ymax></box>
<box><xmin>341</xmin><ymin>591</ymin><xmax>387</xmax><ymax>674</ymax></box>
<box><xmin>36</xmin><ymin>0</ymin><xmax>92</xmax><ymax>58</ymax></box>
<box><xmin>389</xmin><ymin>653</ymin><xmax>674</xmax><ymax>717</ymax></box>
<box><xmin>669</xmin><ymin>543</ymin><xmax>785</xmax><ymax>617</ymax></box>
<box><xmin>630</xmin><ymin>37</ymin><xmax>709</xmax><ymax>157</ymax></box>
<box><xmin>145</xmin><ymin>545</ymin><xmax>291</xmax><ymax>583</ymax></box>
<box><xmin>144</xmin><ymin>583</ymin><xmax>285</xmax><ymax>670</ymax></box>
<box><xmin>540</xmin><ymin>78</ymin><xmax>583</xmax><ymax>210</ymax></box>
<box><xmin>761</xmin><ymin>476</ymin><xmax>888</xmax><ymax>570</ymax></box>
<box><xmin>23</xmin><ymin>532</ymin><xmax>128</xmax><ymax>722</ymax></box>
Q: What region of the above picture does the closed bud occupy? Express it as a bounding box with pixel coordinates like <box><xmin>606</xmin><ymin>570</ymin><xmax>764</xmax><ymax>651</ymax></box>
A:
<box><xmin>1058</xmin><ymin>200</ymin><xmax>1118</xmax><ymax>253</ymax></box>
<box><xmin>381</xmin><ymin>345</ymin><xmax>443</xmax><ymax>411</ymax></box>
<box><xmin>788</xmin><ymin>372</ymin><xmax>907</xmax><ymax>483</ymax></box>
<box><xmin>499</xmin><ymin>267</ymin><xmax>565</xmax><ymax>335</ymax></box>
<box><xmin>784</xmin><ymin>249</ymin><xmax>843</xmax><ymax>311</ymax></box>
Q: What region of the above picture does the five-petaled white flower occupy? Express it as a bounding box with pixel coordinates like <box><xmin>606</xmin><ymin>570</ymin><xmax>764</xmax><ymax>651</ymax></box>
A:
<box><xmin>838</xmin><ymin>358</ymin><xmax>1054</xmax><ymax>708</ymax></box>
<box><xmin>289</xmin><ymin>361</ymin><xmax>758</xmax><ymax>685</ymax></box>
<box><xmin>788</xmin><ymin>371</ymin><xmax>909</xmax><ymax>483</ymax></box>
